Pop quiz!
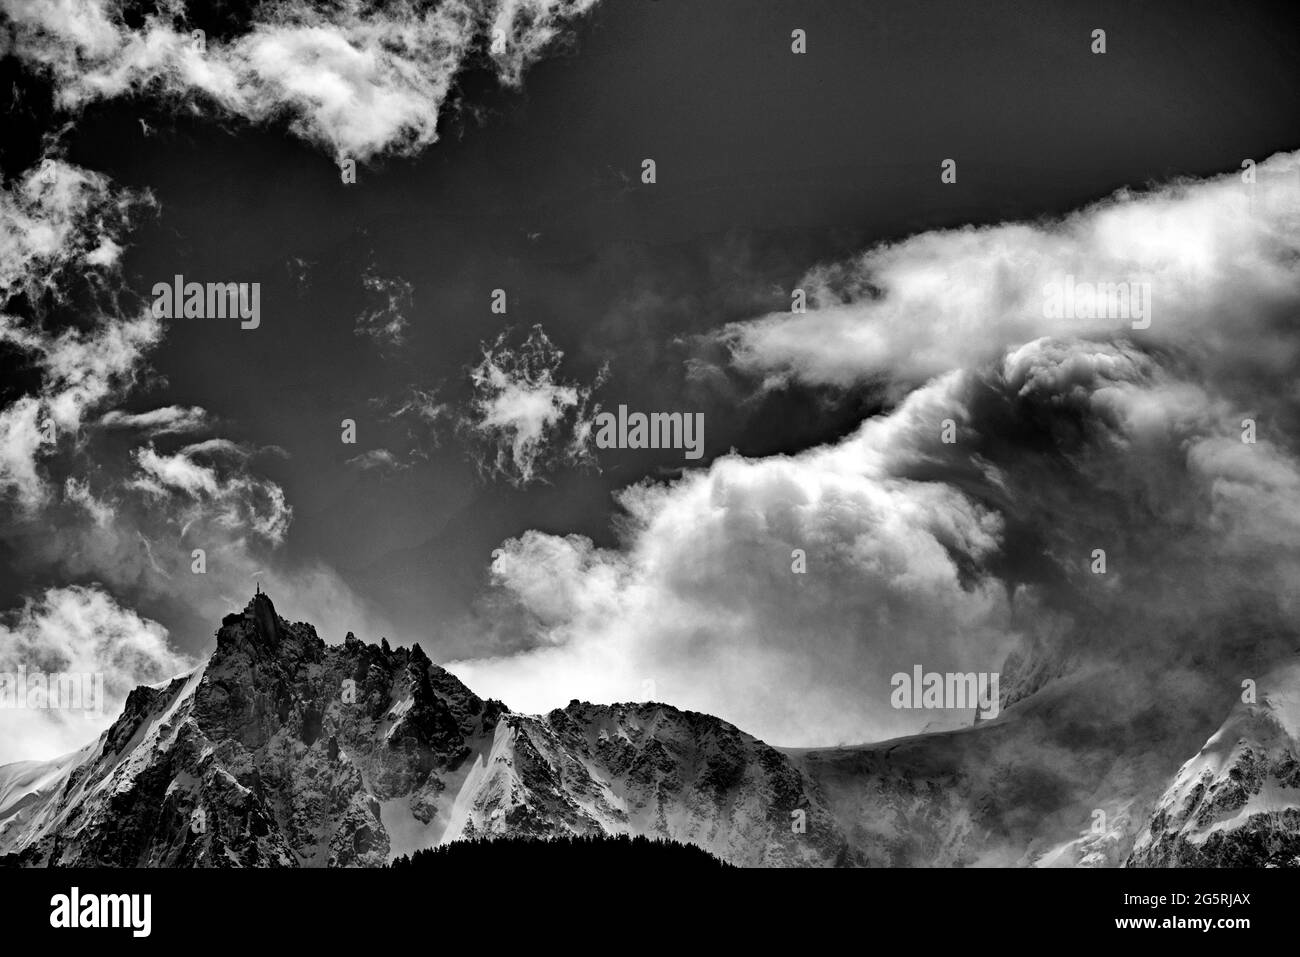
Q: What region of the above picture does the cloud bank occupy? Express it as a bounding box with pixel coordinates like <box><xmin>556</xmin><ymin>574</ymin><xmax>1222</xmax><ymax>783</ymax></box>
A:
<box><xmin>452</xmin><ymin>152</ymin><xmax>1300</xmax><ymax>747</ymax></box>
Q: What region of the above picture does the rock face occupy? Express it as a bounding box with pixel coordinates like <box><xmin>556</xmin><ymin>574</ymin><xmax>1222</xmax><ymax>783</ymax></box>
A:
<box><xmin>1128</xmin><ymin>658</ymin><xmax>1300</xmax><ymax>867</ymax></box>
<box><xmin>0</xmin><ymin>593</ymin><xmax>848</xmax><ymax>867</ymax></box>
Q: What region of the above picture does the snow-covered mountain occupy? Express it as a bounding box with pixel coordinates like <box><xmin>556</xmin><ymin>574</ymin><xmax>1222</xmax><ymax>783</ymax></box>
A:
<box><xmin>0</xmin><ymin>592</ymin><xmax>847</xmax><ymax>866</ymax></box>
<box><xmin>1128</xmin><ymin>658</ymin><xmax>1300</xmax><ymax>867</ymax></box>
<box><xmin>2</xmin><ymin>592</ymin><xmax>1294</xmax><ymax>867</ymax></box>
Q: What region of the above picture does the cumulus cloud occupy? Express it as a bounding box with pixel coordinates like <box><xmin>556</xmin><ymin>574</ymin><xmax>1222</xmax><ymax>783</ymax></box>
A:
<box><xmin>452</xmin><ymin>152</ymin><xmax>1300</xmax><ymax>746</ymax></box>
<box><xmin>454</xmin><ymin>376</ymin><xmax>1017</xmax><ymax>744</ymax></box>
<box><xmin>460</xmin><ymin>324</ymin><xmax>603</xmax><ymax>485</ymax></box>
<box><xmin>2</xmin><ymin>0</ymin><xmax>602</xmax><ymax>162</ymax></box>
<box><xmin>0</xmin><ymin>585</ymin><xmax>194</xmax><ymax>763</ymax></box>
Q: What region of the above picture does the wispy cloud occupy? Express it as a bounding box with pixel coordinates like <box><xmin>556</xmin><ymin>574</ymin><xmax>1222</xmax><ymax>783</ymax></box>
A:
<box><xmin>459</xmin><ymin>325</ymin><xmax>603</xmax><ymax>486</ymax></box>
<box><xmin>346</xmin><ymin>448</ymin><xmax>406</xmax><ymax>472</ymax></box>
<box><xmin>131</xmin><ymin>442</ymin><xmax>292</xmax><ymax>545</ymax></box>
<box><xmin>99</xmin><ymin>405</ymin><xmax>211</xmax><ymax>437</ymax></box>
<box><xmin>0</xmin><ymin>159</ymin><xmax>160</xmax><ymax>512</ymax></box>
<box><xmin>355</xmin><ymin>268</ymin><xmax>413</xmax><ymax>349</ymax></box>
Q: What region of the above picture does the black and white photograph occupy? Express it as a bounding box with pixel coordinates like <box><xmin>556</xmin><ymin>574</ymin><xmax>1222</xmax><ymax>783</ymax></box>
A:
<box><xmin>0</xmin><ymin>0</ymin><xmax>1298</xmax><ymax>941</ymax></box>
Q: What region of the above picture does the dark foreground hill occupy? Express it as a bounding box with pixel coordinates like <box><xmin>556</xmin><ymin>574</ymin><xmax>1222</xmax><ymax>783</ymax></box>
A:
<box><xmin>390</xmin><ymin>833</ymin><xmax>733</xmax><ymax>871</ymax></box>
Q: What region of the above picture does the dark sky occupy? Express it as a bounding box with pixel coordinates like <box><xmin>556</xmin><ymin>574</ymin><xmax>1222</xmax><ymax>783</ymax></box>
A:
<box><xmin>8</xmin><ymin>0</ymin><xmax>1300</xmax><ymax>658</ymax></box>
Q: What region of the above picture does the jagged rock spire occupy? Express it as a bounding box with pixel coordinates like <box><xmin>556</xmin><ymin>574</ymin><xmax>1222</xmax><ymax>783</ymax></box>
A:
<box><xmin>238</xmin><ymin>588</ymin><xmax>280</xmax><ymax>645</ymax></box>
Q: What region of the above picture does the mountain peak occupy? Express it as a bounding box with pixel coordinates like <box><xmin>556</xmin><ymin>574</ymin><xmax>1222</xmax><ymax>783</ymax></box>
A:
<box><xmin>230</xmin><ymin>588</ymin><xmax>280</xmax><ymax>645</ymax></box>
<box><xmin>0</xmin><ymin>595</ymin><xmax>855</xmax><ymax>867</ymax></box>
<box><xmin>244</xmin><ymin>587</ymin><xmax>275</xmax><ymax>613</ymax></box>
